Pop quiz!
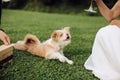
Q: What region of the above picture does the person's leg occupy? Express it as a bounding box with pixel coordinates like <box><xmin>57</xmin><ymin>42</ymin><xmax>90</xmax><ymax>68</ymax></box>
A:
<box><xmin>84</xmin><ymin>25</ymin><xmax>120</xmax><ymax>80</ymax></box>
<box><xmin>95</xmin><ymin>0</ymin><xmax>112</xmax><ymax>22</ymax></box>
<box><xmin>95</xmin><ymin>0</ymin><xmax>120</xmax><ymax>22</ymax></box>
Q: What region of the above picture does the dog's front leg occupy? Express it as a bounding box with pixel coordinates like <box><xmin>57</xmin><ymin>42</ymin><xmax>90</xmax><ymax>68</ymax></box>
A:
<box><xmin>61</xmin><ymin>56</ymin><xmax>73</xmax><ymax>65</ymax></box>
<box><xmin>52</xmin><ymin>52</ymin><xmax>73</xmax><ymax>65</ymax></box>
<box><xmin>59</xmin><ymin>49</ymin><xmax>64</xmax><ymax>55</ymax></box>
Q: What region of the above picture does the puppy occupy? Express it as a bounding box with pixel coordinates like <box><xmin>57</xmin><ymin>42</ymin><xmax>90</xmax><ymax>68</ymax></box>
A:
<box><xmin>14</xmin><ymin>27</ymin><xmax>73</xmax><ymax>64</ymax></box>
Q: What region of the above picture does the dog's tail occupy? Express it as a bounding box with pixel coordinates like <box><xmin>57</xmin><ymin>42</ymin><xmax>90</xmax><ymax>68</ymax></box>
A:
<box><xmin>24</xmin><ymin>34</ymin><xmax>40</xmax><ymax>45</ymax></box>
<box><xmin>14</xmin><ymin>34</ymin><xmax>40</xmax><ymax>50</ymax></box>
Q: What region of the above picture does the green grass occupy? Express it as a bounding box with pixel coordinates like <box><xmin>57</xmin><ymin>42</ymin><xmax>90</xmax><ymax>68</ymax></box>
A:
<box><xmin>0</xmin><ymin>9</ymin><xmax>108</xmax><ymax>80</ymax></box>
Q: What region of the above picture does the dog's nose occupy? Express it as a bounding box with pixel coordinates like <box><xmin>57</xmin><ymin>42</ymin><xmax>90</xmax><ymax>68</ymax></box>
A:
<box><xmin>67</xmin><ymin>36</ymin><xmax>70</xmax><ymax>39</ymax></box>
<box><xmin>66</xmin><ymin>34</ymin><xmax>70</xmax><ymax>39</ymax></box>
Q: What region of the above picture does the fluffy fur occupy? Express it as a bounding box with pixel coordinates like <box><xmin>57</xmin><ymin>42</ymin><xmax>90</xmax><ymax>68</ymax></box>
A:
<box><xmin>14</xmin><ymin>27</ymin><xmax>73</xmax><ymax>64</ymax></box>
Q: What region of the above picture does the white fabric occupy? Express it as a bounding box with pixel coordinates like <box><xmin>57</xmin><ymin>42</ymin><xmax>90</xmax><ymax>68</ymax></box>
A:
<box><xmin>84</xmin><ymin>25</ymin><xmax>120</xmax><ymax>80</ymax></box>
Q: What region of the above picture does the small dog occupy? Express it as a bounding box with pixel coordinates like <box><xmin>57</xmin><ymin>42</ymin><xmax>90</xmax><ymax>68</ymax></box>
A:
<box><xmin>14</xmin><ymin>27</ymin><xmax>73</xmax><ymax>64</ymax></box>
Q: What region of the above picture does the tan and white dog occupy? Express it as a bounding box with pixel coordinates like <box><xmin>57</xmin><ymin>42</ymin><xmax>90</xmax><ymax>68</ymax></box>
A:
<box><xmin>14</xmin><ymin>27</ymin><xmax>73</xmax><ymax>64</ymax></box>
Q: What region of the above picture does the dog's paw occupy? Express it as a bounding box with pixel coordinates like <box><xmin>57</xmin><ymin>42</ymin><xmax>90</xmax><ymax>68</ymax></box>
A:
<box><xmin>67</xmin><ymin>60</ymin><xmax>73</xmax><ymax>65</ymax></box>
<box><xmin>59</xmin><ymin>57</ymin><xmax>66</xmax><ymax>62</ymax></box>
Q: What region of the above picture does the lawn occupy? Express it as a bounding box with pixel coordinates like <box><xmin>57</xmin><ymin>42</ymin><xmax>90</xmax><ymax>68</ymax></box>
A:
<box><xmin>0</xmin><ymin>9</ymin><xmax>107</xmax><ymax>80</ymax></box>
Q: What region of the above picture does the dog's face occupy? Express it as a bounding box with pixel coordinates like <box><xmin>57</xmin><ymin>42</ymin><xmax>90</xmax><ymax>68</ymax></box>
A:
<box><xmin>51</xmin><ymin>27</ymin><xmax>71</xmax><ymax>46</ymax></box>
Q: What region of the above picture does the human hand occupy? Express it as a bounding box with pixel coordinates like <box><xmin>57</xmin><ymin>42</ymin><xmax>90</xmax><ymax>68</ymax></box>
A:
<box><xmin>0</xmin><ymin>30</ymin><xmax>10</xmax><ymax>45</ymax></box>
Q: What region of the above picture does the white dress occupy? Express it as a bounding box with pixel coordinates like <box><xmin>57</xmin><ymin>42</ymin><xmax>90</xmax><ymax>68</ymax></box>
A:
<box><xmin>84</xmin><ymin>25</ymin><xmax>120</xmax><ymax>80</ymax></box>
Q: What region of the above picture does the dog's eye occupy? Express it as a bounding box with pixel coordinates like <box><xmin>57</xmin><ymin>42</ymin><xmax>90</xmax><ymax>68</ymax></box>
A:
<box><xmin>60</xmin><ymin>33</ymin><xmax>63</xmax><ymax>37</ymax></box>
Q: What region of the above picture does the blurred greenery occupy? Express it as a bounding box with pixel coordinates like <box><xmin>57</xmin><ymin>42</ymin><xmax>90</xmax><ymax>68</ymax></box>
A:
<box><xmin>2</xmin><ymin>0</ymin><xmax>117</xmax><ymax>14</ymax></box>
<box><xmin>0</xmin><ymin>9</ymin><xmax>108</xmax><ymax>80</ymax></box>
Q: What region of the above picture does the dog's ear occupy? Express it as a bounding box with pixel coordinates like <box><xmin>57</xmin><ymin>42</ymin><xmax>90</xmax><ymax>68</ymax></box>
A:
<box><xmin>51</xmin><ymin>31</ymin><xmax>58</xmax><ymax>42</ymax></box>
<box><xmin>64</xmin><ymin>27</ymin><xmax>70</xmax><ymax>32</ymax></box>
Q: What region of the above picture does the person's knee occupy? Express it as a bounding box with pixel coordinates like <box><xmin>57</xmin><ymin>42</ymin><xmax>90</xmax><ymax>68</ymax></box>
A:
<box><xmin>96</xmin><ymin>27</ymin><xmax>108</xmax><ymax>37</ymax></box>
<box><xmin>96</xmin><ymin>25</ymin><xmax>120</xmax><ymax>38</ymax></box>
